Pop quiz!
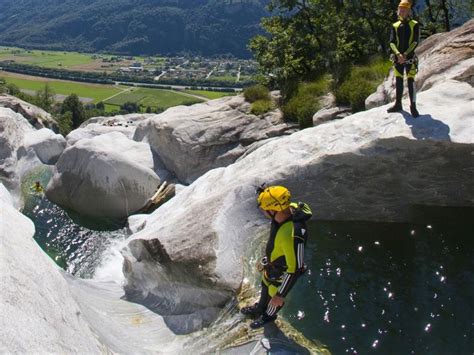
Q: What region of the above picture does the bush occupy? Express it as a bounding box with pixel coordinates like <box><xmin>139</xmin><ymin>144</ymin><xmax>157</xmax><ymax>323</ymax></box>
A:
<box><xmin>6</xmin><ymin>83</ymin><xmax>21</xmax><ymax>96</ymax></box>
<box><xmin>334</xmin><ymin>57</ymin><xmax>391</xmax><ymax>112</ymax></box>
<box><xmin>58</xmin><ymin>111</ymin><xmax>73</xmax><ymax>136</ymax></box>
<box><xmin>250</xmin><ymin>99</ymin><xmax>274</xmax><ymax>116</ymax></box>
<box><xmin>243</xmin><ymin>84</ymin><xmax>270</xmax><ymax>103</ymax></box>
<box><xmin>281</xmin><ymin>78</ymin><xmax>329</xmax><ymax>129</ymax></box>
<box><xmin>0</xmin><ymin>78</ymin><xmax>5</xmax><ymax>94</ymax></box>
<box><xmin>282</xmin><ymin>94</ymin><xmax>319</xmax><ymax>129</ymax></box>
<box><xmin>335</xmin><ymin>79</ymin><xmax>374</xmax><ymax>112</ymax></box>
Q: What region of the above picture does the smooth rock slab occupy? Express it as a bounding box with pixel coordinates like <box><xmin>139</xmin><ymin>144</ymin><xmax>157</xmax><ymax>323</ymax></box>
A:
<box><xmin>0</xmin><ymin>185</ymin><xmax>106</xmax><ymax>353</ymax></box>
<box><xmin>134</xmin><ymin>95</ymin><xmax>294</xmax><ymax>184</ymax></box>
<box><xmin>124</xmin><ymin>80</ymin><xmax>474</xmax><ymax>329</ymax></box>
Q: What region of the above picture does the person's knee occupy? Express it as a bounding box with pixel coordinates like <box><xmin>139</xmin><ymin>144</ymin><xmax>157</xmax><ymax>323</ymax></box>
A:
<box><xmin>394</xmin><ymin>69</ymin><xmax>404</xmax><ymax>78</ymax></box>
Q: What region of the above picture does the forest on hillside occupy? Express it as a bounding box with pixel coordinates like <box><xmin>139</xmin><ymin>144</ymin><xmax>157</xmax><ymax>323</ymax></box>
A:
<box><xmin>0</xmin><ymin>0</ymin><xmax>269</xmax><ymax>58</ymax></box>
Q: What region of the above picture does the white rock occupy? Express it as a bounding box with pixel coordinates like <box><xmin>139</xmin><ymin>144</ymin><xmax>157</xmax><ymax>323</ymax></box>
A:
<box><xmin>67</xmin><ymin>113</ymin><xmax>152</xmax><ymax>146</ymax></box>
<box><xmin>0</xmin><ymin>107</ymin><xmax>36</xmax><ymax>204</ymax></box>
<box><xmin>66</xmin><ymin>123</ymin><xmax>134</xmax><ymax>146</ymax></box>
<box><xmin>313</xmin><ymin>106</ymin><xmax>352</xmax><ymax>125</ymax></box>
<box><xmin>0</xmin><ymin>94</ymin><xmax>57</xmax><ymax>130</ymax></box>
<box><xmin>0</xmin><ymin>185</ymin><xmax>106</xmax><ymax>353</ymax></box>
<box><xmin>0</xmin><ymin>182</ymin><xmax>13</xmax><ymax>206</ymax></box>
<box><xmin>127</xmin><ymin>214</ymin><xmax>148</xmax><ymax>234</ymax></box>
<box><xmin>22</xmin><ymin>128</ymin><xmax>66</xmax><ymax>164</ymax></box>
<box><xmin>46</xmin><ymin>132</ymin><xmax>160</xmax><ymax>218</ymax></box>
<box><xmin>134</xmin><ymin>95</ymin><xmax>294</xmax><ymax>184</ymax></box>
<box><xmin>124</xmin><ymin>80</ymin><xmax>474</xmax><ymax>323</ymax></box>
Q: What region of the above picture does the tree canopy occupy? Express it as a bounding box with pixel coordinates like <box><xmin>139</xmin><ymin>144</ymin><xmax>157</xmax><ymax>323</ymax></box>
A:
<box><xmin>0</xmin><ymin>0</ymin><xmax>269</xmax><ymax>58</ymax></box>
<box><xmin>249</xmin><ymin>0</ymin><xmax>470</xmax><ymax>98</ymax></box>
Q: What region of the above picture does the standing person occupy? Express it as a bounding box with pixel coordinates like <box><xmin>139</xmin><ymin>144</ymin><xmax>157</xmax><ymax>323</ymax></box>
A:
<box><xmin>387</xmin><ymin>0</ymin><xmax>421</xmax><ymax>117</ymax></box>
<box><xmin>241</xmin><ymin>185</ymin><xmax>312</xmax><ymax>329</ymax></box>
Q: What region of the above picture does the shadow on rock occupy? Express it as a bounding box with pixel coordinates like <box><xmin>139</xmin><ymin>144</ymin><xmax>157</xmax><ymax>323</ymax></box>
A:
<box><xmin>401</xmin><ymin>111</ymin><xmax>451</xmax><ymax>141</ymax></box>
<box><xmin>261</xmin><ymin>322</ymin><xmax>311</xmax><ymax>354</ymax></box>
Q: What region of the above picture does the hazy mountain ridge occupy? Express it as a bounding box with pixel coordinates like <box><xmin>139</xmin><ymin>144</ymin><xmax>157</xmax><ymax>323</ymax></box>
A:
<box><xmin>0</xmin><ymin>0</ymin><xmax>269</xmax><ymax>57</ymax></box>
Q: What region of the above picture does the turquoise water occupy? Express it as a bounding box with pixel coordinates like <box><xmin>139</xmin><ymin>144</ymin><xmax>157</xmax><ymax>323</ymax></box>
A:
<box><xmin>22</xmin><ymin>194</ymin><xmax>127</xmax><ymax>278</ymax></box>
<box><xmin>282</xmin><ymin>212</ymin><xmax>474</xmax><ymax>354</ymax></box>
<box><xmin>21</xmin><ymin>173</ymin><xmax>473</xmax><ymax>353</ymax></box>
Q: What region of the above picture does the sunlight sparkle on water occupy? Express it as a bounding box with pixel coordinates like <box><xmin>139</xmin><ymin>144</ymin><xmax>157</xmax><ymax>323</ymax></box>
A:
<box><xmin>324</xmin><ymin>310</ymin><xmax>330</xmax><ymax>323</ymax></box>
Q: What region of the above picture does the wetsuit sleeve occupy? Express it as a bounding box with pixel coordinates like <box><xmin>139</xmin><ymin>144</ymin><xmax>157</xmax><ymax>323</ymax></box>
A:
<box><xmin>276</xmin><ymin>223</ymin><xmax>303</xmax><ymax>298</ymax></box>
<box><xmin>404</xmin><ymin>22</ymin><xmax>420</xmax><ymax>56</ymax></box>
<box><xmin>389</xmin><ymin>24</ymin><xmax>400</xmax><ymax>56</ymax></box>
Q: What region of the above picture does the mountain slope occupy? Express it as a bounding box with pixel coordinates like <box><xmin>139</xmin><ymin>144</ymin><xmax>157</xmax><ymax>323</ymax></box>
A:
<box><xmin>0</xmin><ymin>0</ymin><xmax>269</xmax><ymax>57</ymax></box>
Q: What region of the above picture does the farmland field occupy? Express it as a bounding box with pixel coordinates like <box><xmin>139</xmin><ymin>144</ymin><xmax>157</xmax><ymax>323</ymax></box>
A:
<box><xmin>0</xmin><ymin>47</ymin><xmax>94</xmax><ymax>69</ymax></box>
<box><xmin>104</xmin><ymin>87</ymin><xmax>203</xmax><ymax>110</ymax></box>
<box><xmin>0</xmin><ymin>46</ymin><xmax>163</xmax><ymax>73</ymax></box>
<box><xmin>0</xmin><ymin>71</ymin><xmax>123</xmax><ymax>102</ymax></box>
<box><xmin>185</xmin><ymin>90</ymin><xmax>235</xmax><ymax>100</ymax></box>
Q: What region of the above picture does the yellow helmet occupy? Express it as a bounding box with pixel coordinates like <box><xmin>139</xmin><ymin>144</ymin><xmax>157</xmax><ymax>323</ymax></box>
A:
<box><xmin>398</xmin><ymin>0</ymin><xmax>411</xmax><ymax>9</ymax></box>
<box><xmin>257</xmin><ymin>186</ymin><xmax>291</xmax><ymax>211</ymax></box>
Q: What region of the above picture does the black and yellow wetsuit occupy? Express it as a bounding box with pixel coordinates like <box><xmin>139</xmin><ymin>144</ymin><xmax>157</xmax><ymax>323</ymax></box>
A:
<box><xmin>390</xmin><ymin>18</ymin><xmax>420</xmax><ymax>79</ymax></box>
<box><xmin>255</xmin><ymin>202</ymin><xmax>312</xmax><ymax>319</ymax></box>
<box><xmin>389</xmin><ymin>17</ymin><xmax>421</xmax><ymax>114</ymax></box>
<box><xmin>31</xmin><ymin>184</ymin><xmax>44</xmax><ymax>194</ymax></box>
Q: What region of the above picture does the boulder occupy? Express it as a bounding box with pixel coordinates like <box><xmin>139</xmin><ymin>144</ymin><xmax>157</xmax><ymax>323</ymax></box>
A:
<box><xmin>134</xmin><ymin>95</ymin><xmax>295</xmax><ymax>184</ymax></box>
<box><xmin>0</xmin><ymin>94</ymin><xmax>57</xmax><ymax>130</ymax></box>
<box><xmin>0</xmin><ymin>107</ymin><xmax>39</xmax><ymax>204</ymax></box>
<box><xmin>68</xmin><ymin>113</ymin><xmax>153</xmax><ymax>146</ymax></box>
<box><xmin>124</xmin><ymin>80</ymin><xmax>474</xmax><ymax>330</ymax></box>
<box><xmin>366</xmin><ymin>19</ymin><xmax>474</xmax><ymax>109</ymax></box>
<box><xmin>46</xmin><ymin>132</ymin><xmax>160</xmax><ymax>218</ymax></box>
<box><xmin>0</xmin><ymin>107</ymin><xmax>34</xmax><ymax>160</ymax></box>
<box><xmin>21</xmin><ymin>128</ymin><xmax>66</xmax><ymax>164</ymax></box>
<box><xmin>0</xmin><ymin>184</ymin><xmax>106</xmax><ymax>353</ymax></box>
<box><xmin>313</xmin><ymin>106</ymin><xmax>352</xmax><ymax>125</ymax></box>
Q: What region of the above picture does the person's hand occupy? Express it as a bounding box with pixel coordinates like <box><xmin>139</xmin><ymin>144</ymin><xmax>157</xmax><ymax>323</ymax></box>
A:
<box><xmin>269</xmin><ymin>295</ymin><xmax>285</xmax><ymax>308</ymax></box>
<box><xmin>398</xmin><ymin>53</ymin><xmax>406</xmax><ymax>64</ymax></box>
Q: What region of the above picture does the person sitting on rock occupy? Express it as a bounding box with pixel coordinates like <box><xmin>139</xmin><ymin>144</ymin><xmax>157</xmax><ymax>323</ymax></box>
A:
<box><xmin>241</xmin><ymin>185</ymin><xmax>312</xmax><ymax>329</ymax></box>
<box><xmin>387</xmin><ymin>0</ymin><xmax>421</xmax><ymax>117</ymax></box>
<box><xmin>31</xmin><ymin>181</ymin><xmax>44</xmax><ymax>194</ymax></box>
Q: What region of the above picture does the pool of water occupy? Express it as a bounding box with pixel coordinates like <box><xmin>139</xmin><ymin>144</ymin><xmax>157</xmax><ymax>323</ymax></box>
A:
<box><xmin>20</xmin><ymin>169</ymin><xmax>473</xmax><ymax>353</ymax></box>
<box><xmin>281</xmin><ymin>212</ymin><xmax>474</xmax><ymax>354</ymax></box>
<box><xmin>22</xmin><ymin>193</ymin><xmax>128</xmax><ymax>278</ymax></box>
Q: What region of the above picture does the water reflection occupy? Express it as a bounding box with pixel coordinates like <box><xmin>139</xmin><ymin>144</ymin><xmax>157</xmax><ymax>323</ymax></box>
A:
<box><xmin>22</xmin><ymin>194</ymin><xmax>127</xmax><ymax>278</ymax></box>
<box><xmin>282</xmin><ymin>215</ymin><xmax>474</xmax><ymax>354</ymax></box>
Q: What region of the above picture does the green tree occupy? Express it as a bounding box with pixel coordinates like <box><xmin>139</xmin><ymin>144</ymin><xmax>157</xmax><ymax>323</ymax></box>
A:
<box><xmin>58</xmin><ymin>111</ymin><xmax>73</xmax><ymax>136</ymax></box>
<box><xmin>249</xmin><ymin>1</ymin><xmax>385</xmax><ymax>100</ymax></box>
<box><xmin>0</xmin><ymin>78</ymin><xmax>6</xmax><ymax>94</ymax></box>
<box><xmin>120</xmin><ymin>102</ymin><xmax>140</xmax><ymax>113</ymax></box>
<box><xmin>36</xmin><ymin>84</ymin><xmax>55</xmax><ymax>112</ymax></box>
<box><xmin>6</xmin><ymin>83</ymin><xmax>21</xmax><ymax>96</ymax></box>
<box><xmin>96</xmin><ymin>101</ymin><xmax>105</xmax><ymax>111</ymax></box>
<box><xmin>420</xmin><ymin>0</ymin><xmax>469</xmax><ymax>34</ymax></box>
<box><xmin>61</xmin><ymin>94</ymin><xmax>86</xmax><ymax>128</ymax></box>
